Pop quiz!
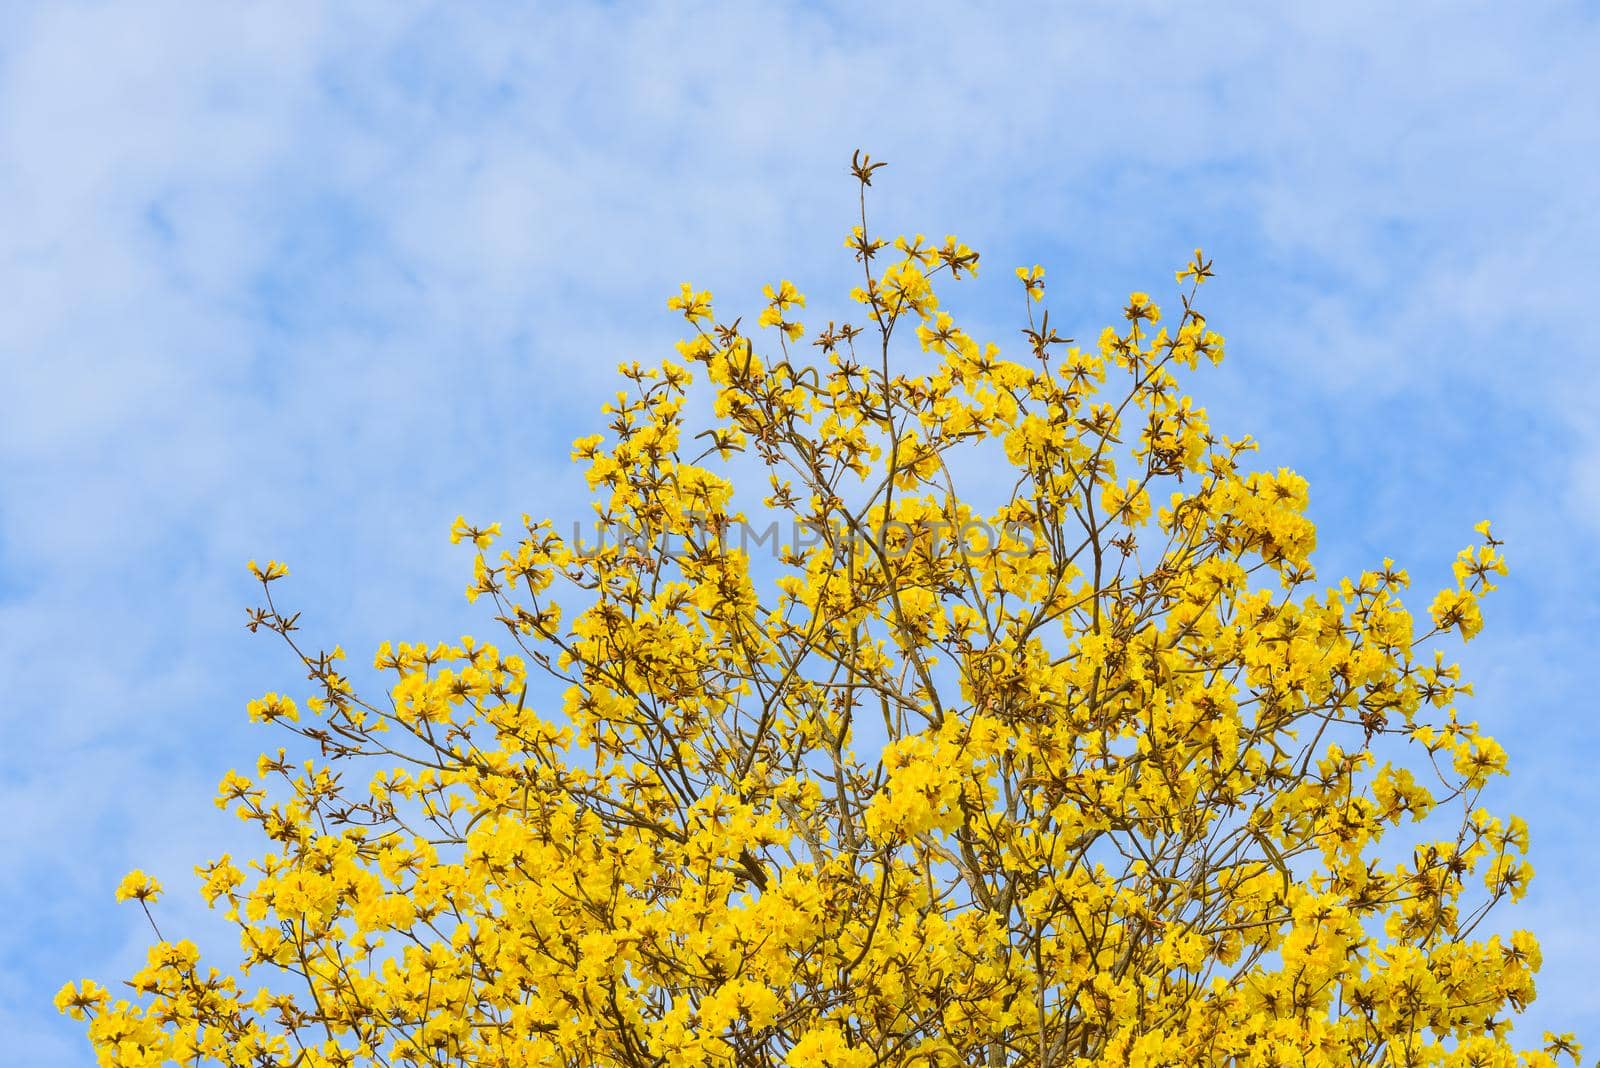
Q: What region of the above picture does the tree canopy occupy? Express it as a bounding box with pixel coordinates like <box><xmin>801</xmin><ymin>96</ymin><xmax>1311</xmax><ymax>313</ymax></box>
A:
<box><xmin>61</xmin><ymin>155</ymin><xmax>1579</xmax><ymax>1068</ymax></box>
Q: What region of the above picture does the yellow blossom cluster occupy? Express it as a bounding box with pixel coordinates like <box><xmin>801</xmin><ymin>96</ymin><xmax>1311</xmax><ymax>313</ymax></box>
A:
<box><xmin>62</xmin><ymin>160</ymin><xmax>1577</xmax><ymax>1068</ymax></box>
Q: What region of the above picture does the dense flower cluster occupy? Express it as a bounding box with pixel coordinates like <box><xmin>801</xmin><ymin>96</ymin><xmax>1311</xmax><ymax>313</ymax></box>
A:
<box><xmin>63</xmin><ymin>160</ymin><xmax>1578</xmax><ymax>1067</ymax></box>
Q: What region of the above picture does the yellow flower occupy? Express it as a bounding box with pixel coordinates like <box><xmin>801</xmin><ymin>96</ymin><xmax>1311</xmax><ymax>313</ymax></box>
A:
<box><xmin>245</xmin><ymin>692</ymin><xmax>299</xmax><ymax>723</ymax></box>
<box><xmin>1123</xmin><ymin>290</ymin><xmax>1160</xmax><ymax>323</ymax></box>
<box><xmin>246</xmin><ymin>559</ymin><xmax>289</xmax><ymax>582</ymax></box>
<box><xmin>667</xmin><ymin>281</ymin><xmax>713</xmax><ymax>323</ymax></box>
<box><xmin>114</xmin><ymin>870</ymin><xmax>162</xmax><ymax>904</ymax></box>
<box><xmin>759</xmin><ymin>280</ymin><xmax>806</xmax><ymax>340</ymax></box>
<box><xmin>1430</xmin><ymin>587</ymin><xmax>1484</xmax><ymax>641</ymax></box>
<box><xmin>1175</xmin><ymin>247</ymin><xmax>1214</xmax><ymax>285</ymax></box>
<box><xmin>1015</xmin><ymin>263</ymin><xmax>1045</xmax><ymax>300</ymax></box>
<box><xmin>762</xmin><ymin>279</ymin><xmax>805</xmax><ymax>311</ymax></box>
<box><xmin>449</xmin><ymin>515</ymin><xmax>502</xmax><ymax>549</ymax></box>
<box><xmin>1100</xmin><ymin>478</ymin><xmax>1152</xmax><ymax>526</ymax></box>
<box><xmin>54</xmin><ymin>980</ymin><xmax>108</xmax><ymax>1020</ymax></box>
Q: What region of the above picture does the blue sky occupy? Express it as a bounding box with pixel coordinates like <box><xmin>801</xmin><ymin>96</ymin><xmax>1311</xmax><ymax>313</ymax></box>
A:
<box><xmin>3</xmin><ymin>2</ymin><xmax>1598</xmax><ymax>1061</ymax></box>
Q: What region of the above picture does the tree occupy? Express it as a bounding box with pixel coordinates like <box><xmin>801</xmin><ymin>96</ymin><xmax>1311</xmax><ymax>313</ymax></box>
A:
<box><xmin>62</xmin><ymin>154</ymin><xmax>1581</xmax><ymax>1068</ymax></box>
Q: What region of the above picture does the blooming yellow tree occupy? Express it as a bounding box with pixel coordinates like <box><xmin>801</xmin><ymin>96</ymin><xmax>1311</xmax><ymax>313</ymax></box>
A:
<box><xmin>62</xmin><ymin>154</ymin><xmax>1582</xmax><ymax>1067</ymax></box>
